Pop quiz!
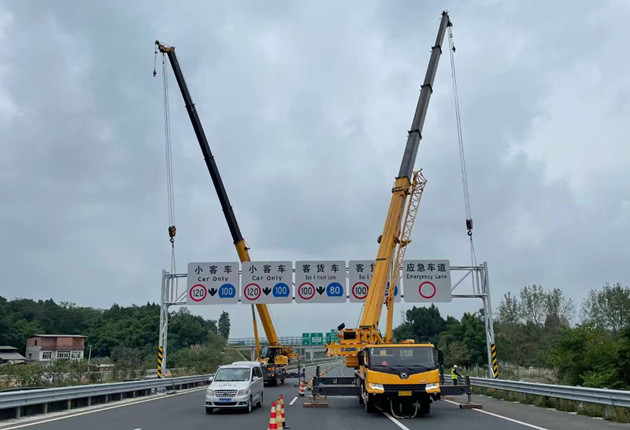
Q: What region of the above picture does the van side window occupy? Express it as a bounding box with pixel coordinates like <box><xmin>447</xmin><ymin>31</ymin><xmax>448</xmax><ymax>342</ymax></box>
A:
<box><xmin>255</xmin><ymin>367</ymin><xmax>262</xmax><ymax>378</ymax></box>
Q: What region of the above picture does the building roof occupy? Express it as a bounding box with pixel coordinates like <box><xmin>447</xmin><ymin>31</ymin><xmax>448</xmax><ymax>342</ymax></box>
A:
<box><xmin>0</xmin><ymin>351</ymin><xmax>26</xmax><ymax>361</ymax></box>
<box><xmin>31</xmin><ymin>334</ymin><xmax>86</xmax><ymax>338</ymax></box>
<box><xmin>0</xmin><ymin>346</ymin><xmax>18</xmax><ymax>351</ymax></box>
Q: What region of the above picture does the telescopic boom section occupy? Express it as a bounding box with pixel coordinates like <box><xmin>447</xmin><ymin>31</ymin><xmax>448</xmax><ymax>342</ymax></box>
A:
<box><xmin>155</xmin><ymin>41</ymin><xmax>280</xmax><ymax>347</ymax></box>
<box><xmin>358</xmin><ymin>12</ymin><xmax>451</xmax><ymax>334</ymax></box>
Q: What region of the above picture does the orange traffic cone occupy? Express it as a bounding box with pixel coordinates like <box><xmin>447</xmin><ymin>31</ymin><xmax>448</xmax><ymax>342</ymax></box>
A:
<box><xmin>268</xmin><ymin>401</ymin><xmax>277</xmax><ymax>430</ymax></box>
<box><xmin>298</xmin><ymin>379</ymin><xmax>305</xmax><ymax>396</ymax></box>
<box><xmin>279</xmin><ymin>395</ymin><xmax>290</xmax><ymax>429</ymax></box>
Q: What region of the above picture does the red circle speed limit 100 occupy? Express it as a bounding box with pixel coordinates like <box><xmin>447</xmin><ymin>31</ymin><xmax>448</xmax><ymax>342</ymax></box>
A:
<box><xmin>352</xmin><ymin>282</ymin><xmax>369</xmax><ymax>300</ymax></box>
<box><xmin>419</xmin><ymin>281</ymin><xmax>436</xmax><ymax>299</ymax></box>
<box><xmin>244</xmin><ymin>283</ymin><xmax>262</xmax><ymax>301</ymax></box>
<box><xmin>297</xmin><ymin>282</ymin><xmax>316</xmax><ymax>300</ymax></box>
<box><xmin>189</xmin><ymin>284</ymin><xmax>207</xmax><ymax>302</ymax></box>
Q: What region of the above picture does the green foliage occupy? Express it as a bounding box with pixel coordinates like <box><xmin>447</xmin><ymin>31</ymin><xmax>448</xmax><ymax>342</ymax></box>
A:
<box><xmin>393</xmin><ymin>305</ymin><xmax>487</xmax><ymax>369</ymax></box>
<box><xmin>218</xmin><ymin>311</ymin><xmax>231</xmax><ymax>339</ymax></box>
<box><xmin>580</xmin><ymin>282</ymin><xmax>630</xmax><ymax>333</ymax></box>
<box><xmin>549</xmin><ymin>323</ymin><xmax>618</xmax><ymax>387</ymax></box>
<box><xmin>169</xmin><ymin>332</ymin><xmax>227</xmax><ymax>374</ymax></box>
<box><xmin>437</xmin><ymin>310</ymin><xmax>487</xmax><ymax>368</ymax></box>
<box><xmin>0</xmin><ymin>296</ymin><xmax>224</xmax><ymax>386</ymax></box>
<box><xmin>494</xmin><ymin>284</ymin><xmax>574</xmax><ymax>368</ymax></box>
<box><xmin>0</xmin><ymin>363</ymin><xmax>45</xmax><ymax>389</ymax></box>
<box><xmin>393</xmin><ymin>304</ymin><xmax>445</xmax><ymax>344</ymax></box>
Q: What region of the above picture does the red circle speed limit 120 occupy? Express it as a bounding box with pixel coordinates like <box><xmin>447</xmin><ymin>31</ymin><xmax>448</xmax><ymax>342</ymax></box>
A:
<box><xmin>297</xmin><ymin>282</ymin><xmax>316</xmax><ymax>300</ymax></box>
<box><xmin>189</xmin><ymin>284</ymin><xmax>207</xmax><ymax>302</ymax></box>
<box><xmin>419</xmin><ymin>281</ymin><xmax>436</xmax><ymax>299</ymax></box>
<box><xmin>244</xmin><ymin>283</ymin><xmax>262</xmax><ymax>301</ymax></box>
<box><xmin>352</xmin><ymin>282</ymin><xmax>369</xmax><ymax>300</ymax></box>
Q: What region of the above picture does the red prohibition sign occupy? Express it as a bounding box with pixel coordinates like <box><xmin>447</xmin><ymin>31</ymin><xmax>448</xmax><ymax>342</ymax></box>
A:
<box><xmin>419</xmin><ymin>281</ymin><xmax>436</xmax><ymax>299</ymax></box>
<box><xmin>352</xmin><ymin>282</ymin><xmax>369</xmax><ymax>299</ymax></box>
<box><xmin>244</xmin><ymin>283</ymin><xmax>262</xmax><ymax>301</ymax></box>
<box><xmin>298</xmin><ymin>282</ymin><xmax>316</xmax><ymax>300</ymax></box>
<box><xmin>189</xmin><ymin>284</ymin><xmax>207</xmax><ymax>302</ymax></box>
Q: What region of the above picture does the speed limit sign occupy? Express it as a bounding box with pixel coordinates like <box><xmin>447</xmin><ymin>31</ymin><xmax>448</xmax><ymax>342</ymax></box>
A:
<box><xmin>189</xmin><ymin>284</ymin><xmax>207</xmax><ymax>302</ymax></box>
<box><xmin>294</xmin><ymin>261</ymin><xmax>346</xmax><ymax>303</ymax></box>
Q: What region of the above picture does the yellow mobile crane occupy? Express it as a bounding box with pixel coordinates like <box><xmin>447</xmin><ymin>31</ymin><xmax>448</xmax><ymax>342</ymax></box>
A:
<box><xmin>155</xmin><ymin>41</ymin><xmax>296</xmax><ymax>385</ymax></box>
<box><xmin>323</xmin><ymin>11</ymin><xmax>465</xmax><ymax>417</ymax></box>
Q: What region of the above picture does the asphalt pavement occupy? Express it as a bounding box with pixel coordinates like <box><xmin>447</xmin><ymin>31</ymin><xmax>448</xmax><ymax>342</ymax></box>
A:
<box><xmin>0</xmin><ymin>363</ymin><xmax>626</xmax><ymax>430</ymax></box>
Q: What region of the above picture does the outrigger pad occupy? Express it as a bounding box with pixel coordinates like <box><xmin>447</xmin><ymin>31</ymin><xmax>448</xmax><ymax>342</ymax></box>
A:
<box><xmin>303</xmin><ymin>395</ymin><xmax>329</xmax><ymax>408</ymax></box>
<box><xmin>459</xmin><ymin>403</ymin><xmax>483</xmax><ymax>409</ymax></box>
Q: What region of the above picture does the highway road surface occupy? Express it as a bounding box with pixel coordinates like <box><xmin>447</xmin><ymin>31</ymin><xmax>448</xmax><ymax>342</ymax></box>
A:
<box><xmin>0</xmin><ymin>364</ymin><xmax>626</xmax><ymax>430</ymax></box>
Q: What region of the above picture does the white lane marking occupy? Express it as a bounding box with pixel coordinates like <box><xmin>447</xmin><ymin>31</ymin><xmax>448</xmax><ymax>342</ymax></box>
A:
<box><xmin>442</xmin><ymin>400</ymin><xmax>550</xmax><ymax>430</ymax></box>
<box><xmin>382</xmin><ymin>412</ymin><xmax>411</xmax><ymax>430</ymax></box>
<box><xmin>0</xmin><ymin>387</ymin><xmax>206</xmax><ymax>429</ymax></box>
<box><xmin>289</xmin><ymin>396</ymin><xmax>298</xmax><ymax>406</ymax></box>
<box><xmin>473</xmin><ymin>409</ymin><xmax>550</xmax><ymax>430</ymax></box>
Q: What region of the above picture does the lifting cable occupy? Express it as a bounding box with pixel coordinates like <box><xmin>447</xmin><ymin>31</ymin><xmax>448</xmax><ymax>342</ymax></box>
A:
<box><xmin>154</xmin><ymin>47</ymin><xmax>178</xmax><ymax>287</ymax></box>
<box><xmin>447</xmin><ymin>25</ymin><xmax>479</xmax><ymax>286</ymax></box>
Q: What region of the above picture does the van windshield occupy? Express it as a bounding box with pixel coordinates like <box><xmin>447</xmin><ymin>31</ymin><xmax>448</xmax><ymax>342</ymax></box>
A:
<box><xmin>214</xmin><ymin>367</ymin><xmax>250</xmax><ymax>382</ymax></box>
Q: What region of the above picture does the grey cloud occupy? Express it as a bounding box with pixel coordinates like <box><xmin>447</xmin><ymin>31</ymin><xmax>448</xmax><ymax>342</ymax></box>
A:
<box><xmin>0</xmin><ymin>0</ymin><xmax>628</xmax><ymax>337</ymax></box>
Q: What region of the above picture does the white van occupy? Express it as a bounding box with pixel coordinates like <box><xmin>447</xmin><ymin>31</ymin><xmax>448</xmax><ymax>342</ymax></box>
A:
<box><xmin>205</xmin><ymin>362</ymin><xmax>264</xmax><ymax>414</ymax></box>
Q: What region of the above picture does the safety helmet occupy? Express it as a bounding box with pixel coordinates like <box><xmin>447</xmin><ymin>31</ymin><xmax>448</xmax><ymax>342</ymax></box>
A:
<box><xmin>453</xmin><ymin>365</ymin><xmax>458</xmax><ymax>368</ymax></box>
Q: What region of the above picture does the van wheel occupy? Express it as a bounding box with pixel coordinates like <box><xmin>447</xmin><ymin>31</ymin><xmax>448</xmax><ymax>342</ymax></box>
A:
<box><xmin>247</xmin><ymin>396</ymin><xmax>253</xmax><ymax>413</ymax></box>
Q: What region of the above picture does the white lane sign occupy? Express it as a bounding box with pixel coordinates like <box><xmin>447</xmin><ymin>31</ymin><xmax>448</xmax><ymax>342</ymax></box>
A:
<box><xmin>186</xmin><ymin>262</ymin><xmax>240</xmax><ymax>305</ymax></box>
<box><xmin>402</xmin><ymin>259</ymin><xmax>452</xmax><ymax>302</ymax></box>
<box><xmin>348</xmin><ymin>260</ymin><xmax>374</xmax><ymax>302</ymax></box>
<box><xmin>294</xmin><ymin>261</ymin><xmax>346</xmax><ymax>303</ymax></box>
<box><xmin>241</xmin><ymin>261</ymin><xmax>293</xmax><ymax>304</ymax></box>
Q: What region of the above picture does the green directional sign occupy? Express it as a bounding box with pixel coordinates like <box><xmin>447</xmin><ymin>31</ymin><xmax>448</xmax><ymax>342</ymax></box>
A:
<box><xmin>302</xmin><ymin>333</ymin><xmax>311</xmax><ymax>345</ymax></box>
<box><xmin>325</xmin><ymin>332</ymin><xmax>336</xmax><ymax>343</ymax></box>
<box><xmin>310</xmin><ymin>332</ymin><xmax>324</xmax><ymax>345</ymax></box>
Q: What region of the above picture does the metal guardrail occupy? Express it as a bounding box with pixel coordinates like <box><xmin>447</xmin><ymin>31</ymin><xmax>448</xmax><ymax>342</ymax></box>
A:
<box><xmin>0</xmin><ymin>374</ymin><xmax>212</xmax><ymax>415</ymax></box>
<box><xmin>469</xmin><ymin>377</ymin><xmax>630</xmax><ymax>408</ymax></box>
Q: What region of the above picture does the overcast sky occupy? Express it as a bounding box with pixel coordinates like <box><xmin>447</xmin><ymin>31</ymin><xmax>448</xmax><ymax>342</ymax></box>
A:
<box><xmin>1</xmin><ymin>0</ymin><xmax>629</xmax><ymax>339</ymax></box>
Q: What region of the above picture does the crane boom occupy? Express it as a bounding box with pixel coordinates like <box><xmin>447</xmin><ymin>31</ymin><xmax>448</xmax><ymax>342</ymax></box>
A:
<box><xmin>328</xmin><ymin>11</ymin><xmax>451</xmax><ymax>352</ymax></box>
<box><xmin>360</xmin><ymin>11</ymin><xmax>451</xmax><ymax>333</ymax></box>
<box><xmin>155</xmin><ymin>41</ymin><xmax>293</xmax><ymax>376</ymax></box>
<box><xmin>321</xmin><ymin>11</ymin><xmax>454</xmax><ymax>417</ymax></box>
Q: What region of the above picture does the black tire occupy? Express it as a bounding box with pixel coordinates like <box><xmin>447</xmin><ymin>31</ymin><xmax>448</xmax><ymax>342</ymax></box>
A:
<box><xmin>246</xmin><ymin>396</ymin><xmax>253</xmax><ymax>413</ymax></box>
<box><xmin>419</xmin><ymin>398</ymin><xmax>430</xmax><ymax>415</ymax></box>
<box><xmin>205</xmin><ymin>407</ymin><xmax>213</xmax><ymax>414</ymax></box>
<box><xmin>364</xmin><ymin>393</ymin><xmax>376</xmax><ymax>413</ymax></box>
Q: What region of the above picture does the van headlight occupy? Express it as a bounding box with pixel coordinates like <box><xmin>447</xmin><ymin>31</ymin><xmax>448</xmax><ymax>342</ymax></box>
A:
<box><xmin>207</xmin><ymin>389</ymin><xmax>215</xmax><ymax>396</ymax></box>
<box><xmin>237</xmin><ymin>389</ymin><xmax>250</xmax><ymax>395</ymax></box>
